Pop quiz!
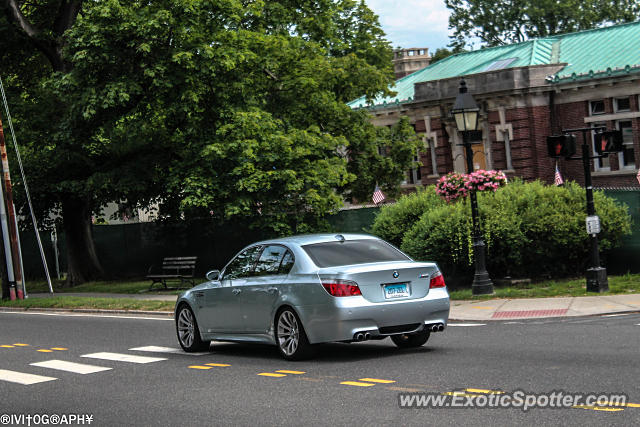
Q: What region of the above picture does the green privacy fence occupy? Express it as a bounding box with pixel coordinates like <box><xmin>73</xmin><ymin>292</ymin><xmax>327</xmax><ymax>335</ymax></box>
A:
<box><xmin>16</xmin><ymin>191</ymin><xmax>640</xmax><ymax>281</ymax></box>
<box><xmin>601</xmin><ymin>190</ymin><xmax>640</xmax><ymax>274</ymax></box>
<box><xmin>17</xmin><ymin>207</ymin><xmax>381</xmax><ymax>281</ymax></box>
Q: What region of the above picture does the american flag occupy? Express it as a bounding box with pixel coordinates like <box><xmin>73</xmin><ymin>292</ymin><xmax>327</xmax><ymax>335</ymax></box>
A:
<box><xmin>554</xmin><ymin>162</ymin><xmax>564</xmax><ymax>186</ymax></box>
<box><xmin>372</xmin><ymin>185</ymin><xmax>386</xmax><ymax>204</ymax></box>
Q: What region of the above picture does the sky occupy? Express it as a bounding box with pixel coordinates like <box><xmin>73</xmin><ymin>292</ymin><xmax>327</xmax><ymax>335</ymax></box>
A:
<box><xmin>365</xmin><ymin>0</ymin><xmax>452</xmax><ymax>52</ymax></box>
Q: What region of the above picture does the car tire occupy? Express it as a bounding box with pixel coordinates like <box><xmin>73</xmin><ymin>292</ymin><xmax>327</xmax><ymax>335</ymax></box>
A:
<box><xmin>390</xmin><ymin>330</ymin><xmax>430</xmax><ymax>348</ymax></box>
<box><xmin>176</xmin><ymin>304</ymin><xmax>210</xmax><ymax>352</ymax></box>
<box><xmin>275</xmin><ymin>307</ymin><xmax>316</xmax><ymax>361</ymax></box>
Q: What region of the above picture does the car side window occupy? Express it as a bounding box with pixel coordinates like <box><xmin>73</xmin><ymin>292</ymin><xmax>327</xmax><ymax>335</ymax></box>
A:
<box><xmin>254</xmin><ymin>245</ymin><xmax>287</xmax><ymax>276</ymax></box>
<box><xmin>223</xmin><ymin>246</ymin><xmax>263</xmax><ymax>280</ymax></box>
<box><xmin>278</xmin><ymin>250</ymin><xmax>295</xmax><ymax>275</ymax></box>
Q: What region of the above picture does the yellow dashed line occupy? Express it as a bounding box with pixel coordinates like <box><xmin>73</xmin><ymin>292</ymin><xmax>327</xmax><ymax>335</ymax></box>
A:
<box><xmin>258</xmin><ymin>373</ymin><xmax>287</xmax><ymax>377</ymax></box>
<box><xmin>276</xmin><ymin>370</ymin><xmax>305</xmax><ymax>375</ymax></box>
<box><xmin>37</xmin><ymin>349</ymin><xmax>53</xmax><ymax>353</ymax></box>
<box><xmin>205</xmin><ymin>363</ymin><xmax>231</xmax><ymax>367</ymax></box>
<box><xmin>188</xmin><ymin>365</ymin><xmax>213</xmax><ymax>370</ymax></box>
<box><xmin>596</xmin><ymin>401</ymin><xmax>640</xmax><ymax>408</ymax></box>
<box><xmin>465</xmin><ymin>388</ymin><xmax>505</xmax><ymax>395</ymax></box>
<box><xmin>13</xmin><ymin>343</ymin><xmax>29</xmax><ymax>347</ymax></box>
<box><xmin>0</xmin><ymin>345</ymin><xmax>15</xmax><ymax>348</ymax></box>
<box><xmin>340</xmin><ymin>381</ymin><xmax>375</xmax><ymax>387</ymax></box>
<box><xmin>51</xmin><ymin>347</ymin><xmax>68</xmax><ymax>351</ymax></box>
<box><xmin>573</xmin><ymin>405</ymin><xmax>624</xmax><ymax>412</ymax></box>
<box><xmin>359</xmin><ymin>378</ymin><xmax>395</xmax><ymax>384</ymax></box>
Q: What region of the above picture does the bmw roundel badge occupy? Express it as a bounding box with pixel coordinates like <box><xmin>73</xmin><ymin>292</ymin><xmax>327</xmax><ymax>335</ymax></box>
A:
<box><xmin>392</xmin><ymin>271</ymin><xmax>399</xmax><ymax>278</ymax></box>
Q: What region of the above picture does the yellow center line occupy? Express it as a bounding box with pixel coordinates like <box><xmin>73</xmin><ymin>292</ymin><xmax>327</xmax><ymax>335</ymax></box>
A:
<box><xmin>596</xmin><ymin>401</ymin><xmax>640</xmax><ymax>408</ymax></box>
<box><xmin>465</xmin><ymin>388</ymin><xmax>505</xmax><ymax>394</ymax></box>
<box><xmin>0</xmin><ymin>345</ymin><xmax>15</xmax><ymax>348</ymax></box>
<box><xmin>276</xmin><ymin>370</ymin><xmax>306</xmax><ymax>375</ymax></box>
<box><xmin>51</xmin><ymin>348</ymin><xmax>68</xmax><ymax>351</ymax></box>
<box><xmin>188</xmin><ymin>365</ymin><xmax>213</xmax><ymax>370</ymax></box>
<box><xmin>12</xmin><ymin>343</ymin><xmax>29</xmax><ymax>347</ymax></box>
<box><xmin>340</xmin><ymin>381</ymin><xmax>375</xmax><ymax>387</ymax></box>
<box><xmin>36</xmin><ymin>349</ymin><xmax>53</xmax><ymax>353</ymax></box>
<box><xmin>258</xmin><ymin>373</ymin><xmax>287</xmax><ymax>377</ymax></box>
<box><xmin>359</xmin><ymin>378</ymin><xmax>395</xmax><ymax>384</ymax></box>
<box><xmin>205</xmin><ymin>363</ymin><xmax>231</xmax><ymax>367</ymax></box>
<box><xmin>573</xmin><ymin>405</ymin><xmax>624</xmax><ymax>412</ymax></box>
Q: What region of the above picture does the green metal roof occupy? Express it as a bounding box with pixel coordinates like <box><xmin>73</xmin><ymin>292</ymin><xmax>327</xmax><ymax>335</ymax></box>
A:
<box><xmin>348</xmin><ymin>21</ymin><xmax>640</xmax><ymax>109</ymax></box>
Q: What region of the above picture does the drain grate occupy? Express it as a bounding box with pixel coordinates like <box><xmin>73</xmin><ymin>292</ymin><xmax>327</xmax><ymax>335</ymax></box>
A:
<box><xmin>492</xmin><ymin>309</ymin><xmax>568</xmax><ymax>319</ymax></box>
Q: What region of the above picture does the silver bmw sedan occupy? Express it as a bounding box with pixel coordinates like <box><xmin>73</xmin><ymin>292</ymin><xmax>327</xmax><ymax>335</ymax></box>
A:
<box><xmin>175</xmin><ymin>233</ymin><xmax>450</xmax><ymax>360</ymax></box>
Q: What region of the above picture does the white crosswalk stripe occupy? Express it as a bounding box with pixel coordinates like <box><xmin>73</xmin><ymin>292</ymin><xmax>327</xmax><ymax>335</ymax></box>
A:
<box><xmin>448</xmin><ymin>323</ymin><xmax>486</xmax><ymax>327</ymax></box>
<box><xmin>129</xmin><ymin>345</ymin><xmax>207</xmax><ymax>356</ymax></box>
<box><xmin>81</xmin><ymin>352</ymin><xmax>167</xmax><ymax>364</ymax></box>
<box><xmin>30</xmin><ymin>360</ymin><xmax>112</xmax><ymax>374</ymax></box>
<box><xmin>0</xmin><ymin>369</ymin><xmax>57</xmax><ymax>385</ymax></box>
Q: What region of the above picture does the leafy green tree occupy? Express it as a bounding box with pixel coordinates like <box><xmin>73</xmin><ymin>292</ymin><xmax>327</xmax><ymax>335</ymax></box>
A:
<box><xmin>445</xmin><ymin>0</ymin><xmax>640</xmax><ymax>49</ymax></box>
<box><xmin>1</xmin><ymin>0</ymin><xmax>413</xmax><ymax>284</ymax></box>
<box><xmin>429</xmin><ymin>47</ymin><xmax>456</xmax><ymax>65</ymax></box>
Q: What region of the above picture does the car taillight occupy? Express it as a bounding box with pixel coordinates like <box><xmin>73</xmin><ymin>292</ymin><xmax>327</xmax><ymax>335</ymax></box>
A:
<box><xmin>321</xmin><ymin>279</ymin><xmax>362</xmax><ymax>297</ymax></box>
<box><xmin>429</xmin><ymin>271</ymin><xmax>446</xmax><ymax>288</ymax></box>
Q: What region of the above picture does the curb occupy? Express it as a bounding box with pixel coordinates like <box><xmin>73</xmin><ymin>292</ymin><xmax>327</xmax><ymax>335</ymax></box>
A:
<box><xmin>0</xmin><ymin>307</ymin><xmax>173</xmax><ymax>316</ymax></box>
<box><xmin>449</xmin><ymin>308</ymin><xmax>640</xmax><ymax>322</ymax></box>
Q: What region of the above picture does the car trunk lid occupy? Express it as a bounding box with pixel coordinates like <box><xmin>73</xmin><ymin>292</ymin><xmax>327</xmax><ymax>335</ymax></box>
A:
<box><xmin>318</xmin><ymin>261</ymin><xmax>439</xmax><ymax>303</ymax></box>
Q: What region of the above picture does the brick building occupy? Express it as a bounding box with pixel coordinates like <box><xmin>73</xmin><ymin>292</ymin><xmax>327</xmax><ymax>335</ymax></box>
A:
<box><xmin>349</xmin><ymin>22</ymin><xmax>640</xmax><ymax>190</ymax></box>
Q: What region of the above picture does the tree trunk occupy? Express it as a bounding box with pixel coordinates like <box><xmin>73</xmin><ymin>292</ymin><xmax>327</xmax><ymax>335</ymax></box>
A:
<box><xmin>62</xmin><ymin>195</ymin><xmax>104</xmax><ymax>286</ymax></box>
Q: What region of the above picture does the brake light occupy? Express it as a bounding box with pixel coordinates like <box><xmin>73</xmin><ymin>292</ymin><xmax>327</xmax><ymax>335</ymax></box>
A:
<box><xmin>321</xmin><ymin>279</ymin><xmax>362</xmax><ymax>297</ymax></box>
<box><xmin>429</xmin><ymin>271</ymin><xmax>446</xmax><ymax>288</ymax></box>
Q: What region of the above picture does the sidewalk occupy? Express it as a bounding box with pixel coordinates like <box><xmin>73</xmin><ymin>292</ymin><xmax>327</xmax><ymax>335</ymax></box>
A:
<box><xmin>27</xmin><ymin>292</ymin><xmax>640</xmax><ymax>320</ymax></box>
<box><xmin>451</xmin><ymin>293</ymin><xmax>640</xmax><ymax>320</ymax></box>
<box><xmin>28</xmin><ymin>292</ymin><xmax>178</xmax><ymax>302</ymax></box>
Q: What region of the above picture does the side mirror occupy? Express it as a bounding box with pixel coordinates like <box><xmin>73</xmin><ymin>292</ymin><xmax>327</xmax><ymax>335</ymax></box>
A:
<box><xmin>205</xmin><ymin>270</ymin><xmax>220</xmax><ymax>281</ymax></box>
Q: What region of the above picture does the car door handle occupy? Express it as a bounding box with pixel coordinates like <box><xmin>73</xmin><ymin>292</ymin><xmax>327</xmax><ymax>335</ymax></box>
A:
<box><xmin>232</xmin><ymin>288</ymin><xmax>242</xmax><ymax>295</ymax></box>
<box><xmin>267</xmin><ymin>287</ymin><xmax>278</xmax><ymax>294</ymax></box>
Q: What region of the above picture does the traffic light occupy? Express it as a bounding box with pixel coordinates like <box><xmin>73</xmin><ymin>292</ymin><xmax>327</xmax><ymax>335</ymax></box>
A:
<box><xmin>594</xmin><ymin>130</ymin><xmax>623</xmax><ymax>154</ymax></box>
<box><xmin>547</xmin><ymin>135</ymin><xmax>576</xmax><ymax>158</ymax></box>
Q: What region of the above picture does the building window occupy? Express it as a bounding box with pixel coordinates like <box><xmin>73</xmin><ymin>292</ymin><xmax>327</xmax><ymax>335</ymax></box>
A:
<box><xmin>617</xmin><ymin>120</ymin><xmax>635</xmax><ymax>168</ymax></box>
<box><xmin>591</xmin><ymin>123</ymin><xmax>609</xmax><ymax>170</ymax></box>
<box><xmin>406</xmin><ymin>150</ymin><xmax>422</xmax><ymax>184</ymax></box>
<box><xmin>590</xmin><ymin>100</ymin><xmax>605</xmax><ymax>115</ymax></box>
<box><xmin>614</xmin><ymin>97</ymin><xmax>631</xmax><ymax>112</ymax></box>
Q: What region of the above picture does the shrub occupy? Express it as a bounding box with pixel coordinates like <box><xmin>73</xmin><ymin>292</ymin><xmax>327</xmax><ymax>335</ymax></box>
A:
<box><xmin>370</xmin><ymin>186</ymin><xmax>444</xmax><ymax>247</ymax></box>
<box><xmin>374</xmin><ymin>180</ymin><xmax>631</xmax><ymax>283</ymax></box>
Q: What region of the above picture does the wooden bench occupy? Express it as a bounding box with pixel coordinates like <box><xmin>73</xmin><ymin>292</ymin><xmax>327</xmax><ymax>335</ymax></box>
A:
<box><xmin>147</xmin><ymin>256</ymin><xmax>198</xmax><ymax>290</ymax></box>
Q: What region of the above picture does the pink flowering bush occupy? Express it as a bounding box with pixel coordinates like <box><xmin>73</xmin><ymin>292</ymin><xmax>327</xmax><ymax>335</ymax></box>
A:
<box><xmin>436</xmin><ymin>170</ymin><xmax>507</xmax><ymax>202</ymax></box>
<box><xmin>435</xmin><ymin>172</ymin><xmax>468</xmax><ymax>202</ymax></box>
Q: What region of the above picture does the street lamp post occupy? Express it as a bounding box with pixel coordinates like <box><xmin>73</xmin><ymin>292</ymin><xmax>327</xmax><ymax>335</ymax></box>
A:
<box><xmin>451</xmin><ymin>80</ymin><xmax>494</xmax><ymax>295</ymax></box>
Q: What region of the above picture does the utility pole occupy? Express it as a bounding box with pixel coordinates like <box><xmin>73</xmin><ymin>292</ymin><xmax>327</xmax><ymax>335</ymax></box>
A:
<box><xmin>0</xmin><ymin>112</ymin><xmax>23</xmax><ymax>299</ymax></box>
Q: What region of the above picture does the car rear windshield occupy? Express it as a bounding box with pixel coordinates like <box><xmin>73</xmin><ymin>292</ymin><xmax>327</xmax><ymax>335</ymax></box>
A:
<box><xmin>302</xmin><ymin>239</ymin><xmax>410</xmax><ymax>268</ymax></box>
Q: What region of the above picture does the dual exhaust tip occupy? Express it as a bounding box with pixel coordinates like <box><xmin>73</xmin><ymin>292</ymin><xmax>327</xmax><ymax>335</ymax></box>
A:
<box><xmin>430</xmin><ymin>323</ymin><xmax>445</xmax><ymax>332</ymax></box>
<box><xmin>353</xmin><ymin>332</ymin><xmax>372</xmax><ymax>342</ymax></box>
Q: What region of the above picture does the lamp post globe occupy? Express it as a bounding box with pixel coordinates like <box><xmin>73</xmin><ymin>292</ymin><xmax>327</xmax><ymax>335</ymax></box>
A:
<box><xmin>451</xmin><ymin>79</ymin><xmax>494</xmax><ymax>296</ymax></box>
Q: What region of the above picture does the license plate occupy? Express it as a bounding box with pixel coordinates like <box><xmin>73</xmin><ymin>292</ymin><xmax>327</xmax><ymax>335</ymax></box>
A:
<box><xmin>383</xmin><ymin>283</ymin><xmax>410</xmax><ymax>299</ymax></box>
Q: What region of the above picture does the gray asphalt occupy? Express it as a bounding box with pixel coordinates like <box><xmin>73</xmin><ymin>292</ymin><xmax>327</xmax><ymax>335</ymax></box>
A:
<box><xmin>0</xmin><ymin>311</ymin><xmax>638</xmax><ymax>426</ymax></box>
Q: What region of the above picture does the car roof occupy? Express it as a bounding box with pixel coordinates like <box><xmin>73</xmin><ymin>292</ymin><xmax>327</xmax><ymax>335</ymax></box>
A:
<box><xmin>254</xmin><ymin>233</ymin><xmax>379</xmax><ymax>247</ymax></box>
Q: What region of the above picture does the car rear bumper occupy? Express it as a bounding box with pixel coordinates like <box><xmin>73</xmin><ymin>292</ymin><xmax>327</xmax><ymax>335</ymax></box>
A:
<box><xmin>295</xmin><ymin>288</ymin><xmax>450</xmax><ymax>344</ymax></box>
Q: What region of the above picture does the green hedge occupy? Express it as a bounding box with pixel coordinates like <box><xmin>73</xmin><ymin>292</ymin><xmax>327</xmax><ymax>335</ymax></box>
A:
<box><xmin>372</xmin><ymin>180</ymin><xmax>632</xmax><ymax>285</ymax></box>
